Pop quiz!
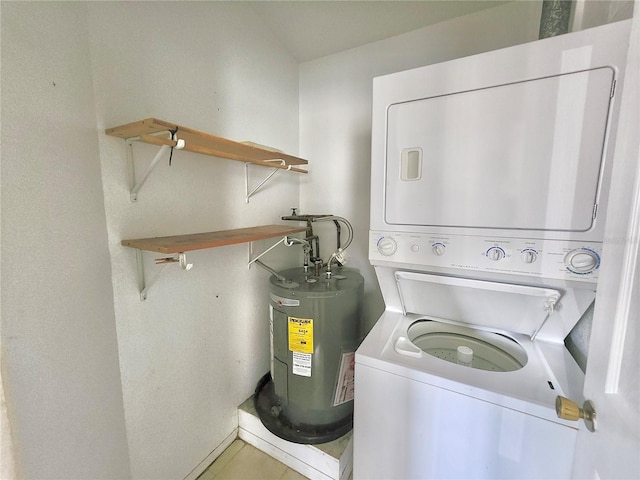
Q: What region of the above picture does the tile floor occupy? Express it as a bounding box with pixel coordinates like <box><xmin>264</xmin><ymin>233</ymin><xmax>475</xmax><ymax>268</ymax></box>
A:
<box><xmin>198</xmin><ymin>439</ymin><xmax>309</xmax><ymax>480</ymax></box>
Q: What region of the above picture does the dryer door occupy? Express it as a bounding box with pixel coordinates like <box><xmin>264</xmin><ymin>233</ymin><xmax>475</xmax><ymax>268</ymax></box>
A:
<box><xmin>385</xmin><ymin>68</ymin><xmax>615</xmax><ymax>232</ymax></box>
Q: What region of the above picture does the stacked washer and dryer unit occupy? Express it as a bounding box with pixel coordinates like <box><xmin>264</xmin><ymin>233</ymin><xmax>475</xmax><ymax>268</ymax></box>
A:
<box><xmin>354</xmin><ymin>21</ymin><xmax>630</xmax><ymax>479</ymax></box>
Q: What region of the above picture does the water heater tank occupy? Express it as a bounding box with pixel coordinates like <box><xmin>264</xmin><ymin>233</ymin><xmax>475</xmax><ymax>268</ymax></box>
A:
<box><xmin>254</xmin><ymin>265</ymin><xmax>364</xmax><ymax>444</ymax></box>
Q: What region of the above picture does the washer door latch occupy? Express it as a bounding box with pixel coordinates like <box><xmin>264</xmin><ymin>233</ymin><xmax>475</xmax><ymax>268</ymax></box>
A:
<box><xmin>544</xmin><ymin>293</ymin><xmax>561</xmax><ymax>313</ymax></box>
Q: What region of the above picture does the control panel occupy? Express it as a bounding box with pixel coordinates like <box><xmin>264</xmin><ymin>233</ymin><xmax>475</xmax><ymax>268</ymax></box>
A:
<box><xmin>370</xmin><ymin>230</ymin><xmax>601</xmax><ymax>283</ymax></box>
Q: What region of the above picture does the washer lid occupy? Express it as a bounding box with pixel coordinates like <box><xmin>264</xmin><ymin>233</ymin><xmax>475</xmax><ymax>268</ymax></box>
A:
<box><xmin>395</xmin><ymin>272</ymin><xmax>562</xmax><ymax>339</ymax></box>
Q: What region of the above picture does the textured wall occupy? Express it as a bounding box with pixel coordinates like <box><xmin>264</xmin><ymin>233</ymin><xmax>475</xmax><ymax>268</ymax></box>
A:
<box><xmin>87</xmin><ymin>3</ymin><xmax>301</xmax><ymax>478</ymax></box>
<box><xmin>1</xmin><ymin>3</ymin><xmax>131</xmax><ymax>478</ymax></box>
<box><xmin>566</xmin><ymin>302</ymin><xmax>595</xmax><ymax>372</ymax></box>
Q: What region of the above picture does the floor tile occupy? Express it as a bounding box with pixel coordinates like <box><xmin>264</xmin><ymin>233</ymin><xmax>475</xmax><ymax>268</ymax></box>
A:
<box><xmin>198</xmin><ymin>439</ymin><xmax>245</xmax><ymax>480</ymax></box>
<box><xmin>279</xmin><ymin>468</ymin><xmax>309</xmax><ymax>480</ymax></box>
<box><xmin>199</xmin><ymin>439</ymin><xmax>313</xmax><ymax>480</ymax></box>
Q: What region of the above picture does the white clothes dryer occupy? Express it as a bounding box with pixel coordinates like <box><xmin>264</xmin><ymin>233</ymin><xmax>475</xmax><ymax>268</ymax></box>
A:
<box><xmin>354</xmin><ymin>20</ymin><xmax>631</xmax><ymax>480</ymax></box>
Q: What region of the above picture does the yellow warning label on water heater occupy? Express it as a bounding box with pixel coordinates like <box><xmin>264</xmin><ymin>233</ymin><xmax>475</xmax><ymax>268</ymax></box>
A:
<box><xmin>288</xmin><ymin>317</ymin><xmax>314</xmax><ymax>354</ymax></box>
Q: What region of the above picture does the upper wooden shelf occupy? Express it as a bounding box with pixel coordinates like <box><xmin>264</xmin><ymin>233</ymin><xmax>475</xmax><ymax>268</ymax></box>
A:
<box><xmin>121</xmin><ymin>224</ymin><xmax>306</xmax><ymax>254</ymax></box>
<box><xmin>106</xmin><ymin>118</ymin><xmax>308</xmax><ymax>173</ymax></box>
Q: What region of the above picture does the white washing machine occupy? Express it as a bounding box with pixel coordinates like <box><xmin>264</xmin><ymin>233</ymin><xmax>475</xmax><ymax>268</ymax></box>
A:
<box><xmin>354</xmin><ymin>21</ymin><xmax>631</xmax><ymax>480</ymax></box>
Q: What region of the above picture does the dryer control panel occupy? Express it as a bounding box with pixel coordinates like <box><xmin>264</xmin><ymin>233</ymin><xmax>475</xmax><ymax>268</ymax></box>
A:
<box><xmin>370</xmin><ymin>230</ymin><xmax>601</xmax><ymax>283</ymax></box>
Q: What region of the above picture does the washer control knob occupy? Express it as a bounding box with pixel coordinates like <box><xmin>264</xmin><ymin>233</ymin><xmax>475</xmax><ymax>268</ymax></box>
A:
<box><xmin>377</xmin><ymin>236</ymin><xmax>398</xmax><ymax>256</ymax></box>
<box><xmin>566</xmin><ymin>248</ymin><xmax>600</xmax><ymax>274</ymax></box>
<box><xmin>432</xmin><ymin>243</ymin><xmax>446</xmax><ymax>256</ymax></box>
<box><xmin>486</xmin><ymin>246</ymin><xmax>505</xmax><ymax>261</ymax></box>
<box><xmin>411</xmin><ymin>244</ymin><xmax>420</xmax><ymax>253</ymax></box>
<box><xmin>521</xmin><ymin>249</ymin><xmax>538</xmax><ymax>264</ymax></box>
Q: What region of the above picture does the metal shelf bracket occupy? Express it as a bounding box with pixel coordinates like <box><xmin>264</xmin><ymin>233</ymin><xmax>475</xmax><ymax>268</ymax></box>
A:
<box><xmin>127</xmin><ymin>131</ymin><xmax>185</xmax><ymax>202</ymax></box>
<box><xmin>244</xmin><ymin>161</ymin><xmax>291</xmax><ymax>203</ymax></box>
<box><xmin>247</xmin><ymin>236</ymin><xmax>288</xmax><ymax>268</ymax></box>
<box><xmin>135</xmin><ymin>249</ymin><xmax>193</xmax><ymax>301</ymax></box>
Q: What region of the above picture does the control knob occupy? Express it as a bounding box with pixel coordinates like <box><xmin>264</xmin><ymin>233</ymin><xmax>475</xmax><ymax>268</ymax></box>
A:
<box><xmin>377</xmin><ymin>236</ymin><xmax>397</xmax><ymax>256</ymax></box>
<box><xmin>432</xmin><ymin>243</ymin><xmax>446</xmax><ymax>256</ymax></box>
<box><xmin>486</xmin><ymin>246</ymin><xmax>505</xmax><ymax>261</ymax></box>
<box><xmin>566</xmin><ymin>248</ymin><xmax>600</xmax><ymax>274</ymax></box>
<box><xmin>521</xmin><ymin>250</ymin><xmax>538</xmax><ymax>264</ymax></box>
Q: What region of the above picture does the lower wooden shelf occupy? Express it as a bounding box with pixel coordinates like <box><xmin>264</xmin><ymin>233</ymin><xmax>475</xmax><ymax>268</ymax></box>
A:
<box><xmin>121</xmin><ymin>224</ymin><xmax>306</xmax><ymax>254</ymax></box>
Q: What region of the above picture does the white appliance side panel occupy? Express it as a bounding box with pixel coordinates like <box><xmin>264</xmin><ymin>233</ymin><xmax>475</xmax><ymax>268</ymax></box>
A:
<box><xmin>385</xmin><ymin>68</ymin><xmax>613</xmax><ymax>231</ymax></box>
<box><xmin>353</xmin><ymin>363</ymin><xmax>577</xmax><ymax>480</ymax></box>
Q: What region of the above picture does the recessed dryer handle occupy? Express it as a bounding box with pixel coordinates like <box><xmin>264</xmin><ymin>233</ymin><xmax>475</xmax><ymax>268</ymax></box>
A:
<box><xmin>555</xmin><ymin>396</ymin><xmax>597</xmax><ymax>432</ymax></box>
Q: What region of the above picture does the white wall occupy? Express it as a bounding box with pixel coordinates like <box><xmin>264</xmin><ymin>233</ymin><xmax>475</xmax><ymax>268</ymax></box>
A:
<box><xmin>86</xmin><ymin>3</ymin><xmax>300</xmax><ymax>478</ymax></box>
<box><xmin>298</xmin><ymin>1</ymin><xmax>544</xmax><ymax>328</ymax></box>
<box><xmin>1</xmin><ymin>2</ymin><xmax>131</xmax><ymax>478</ymax></box>
<box><xmin>1</xmin><ymin>374</ymin><xmax>18</xmax><ymax>478</ymax></box>
<box><xmin>572</xmin><ymin>0</ymin><xmax>635</xmax><ymax>31</ymax></box>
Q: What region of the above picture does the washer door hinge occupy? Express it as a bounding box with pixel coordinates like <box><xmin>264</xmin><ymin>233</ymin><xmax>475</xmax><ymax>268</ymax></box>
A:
<box><xmin>593</xmin><ymin>203</ymin><xmax>598</xmax><ymax>220</ymax></box>
<box><xmin>610</xmin><ymin>79</ymin><xmax>617</xmax><ymax>98</ymax></box>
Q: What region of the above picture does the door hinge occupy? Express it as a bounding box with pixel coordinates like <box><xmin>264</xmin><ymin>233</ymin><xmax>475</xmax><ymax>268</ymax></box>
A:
<box><xmin>610</xmin><ymin>80</ymin><xmax>617</xmax><ymax>98</ymax></box>
<box><xmin>593</xmin><ymin>203</ymin><xmax>598</xmax><ymax>220</ymax></box>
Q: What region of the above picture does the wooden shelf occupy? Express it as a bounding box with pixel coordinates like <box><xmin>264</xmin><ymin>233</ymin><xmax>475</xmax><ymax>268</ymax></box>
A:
<box><xmin>121</xmin><ymin>224</ymin><xmax>306</xmax><ymax>254</ymax></box>
<box><xmin>110</xmin><ymin>118</ymin><xmax>310</xmax><ymax>298</ymax></box>
<box><xmin>106</xmin><ymin>118</ymin><xmax>308</xmax><ymax>173</ymax></box>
